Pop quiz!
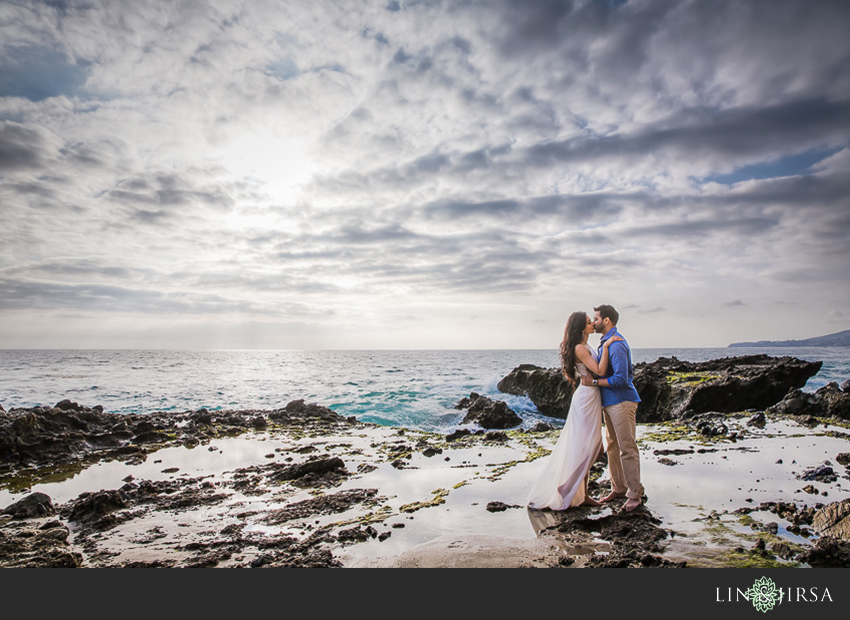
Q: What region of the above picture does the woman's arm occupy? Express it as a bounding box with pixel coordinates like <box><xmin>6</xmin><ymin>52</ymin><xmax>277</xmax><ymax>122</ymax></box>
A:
<box><xmin>575</xmin><ymin>337</ymin><xmax>622</xmax><ymax>377</ymax></box>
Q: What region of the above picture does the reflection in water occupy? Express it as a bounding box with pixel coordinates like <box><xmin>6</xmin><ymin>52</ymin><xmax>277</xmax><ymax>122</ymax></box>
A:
<box><xmin>526</xmin><ymin>507</ymin><xmax>563</xmax><ymax>535</ymax></box>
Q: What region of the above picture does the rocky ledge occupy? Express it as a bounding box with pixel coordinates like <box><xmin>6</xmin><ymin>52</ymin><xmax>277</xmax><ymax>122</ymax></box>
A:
<box><xmin>498</xmin><ymin>354</ymin><xmax>826</xmax><ymax>422</ymax></box>
<box><xmin>0</xmin><ymin>398</ymin><xmax>352</xmax><ymax>473</ymax></box>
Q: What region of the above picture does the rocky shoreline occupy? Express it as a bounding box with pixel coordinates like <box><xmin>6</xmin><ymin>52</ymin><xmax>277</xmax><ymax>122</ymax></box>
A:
<box><xmin>2</xmin><ymin>354</ymin><xmax>850</xmax><ymax>568</ymax></box>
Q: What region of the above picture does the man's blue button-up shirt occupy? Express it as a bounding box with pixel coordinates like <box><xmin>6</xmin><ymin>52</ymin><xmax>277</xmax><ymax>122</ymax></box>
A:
<box><xmin>597</xmin><ymin>327</ymin><xmax>641</xmax><ymax>407</ymax></box>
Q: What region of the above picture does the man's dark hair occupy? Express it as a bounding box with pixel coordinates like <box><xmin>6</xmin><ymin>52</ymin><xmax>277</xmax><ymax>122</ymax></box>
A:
<box><xmin>594</xmin><ymin>304</ymin><xmax>619</xmax><ymax>326</ymax></box>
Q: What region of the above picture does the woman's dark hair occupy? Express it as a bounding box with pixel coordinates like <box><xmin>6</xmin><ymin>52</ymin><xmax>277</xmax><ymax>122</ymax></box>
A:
<box><xmin>559</xmin><ymin>311</ymin><xmax>587</xmax><ymax>388</ymax></box>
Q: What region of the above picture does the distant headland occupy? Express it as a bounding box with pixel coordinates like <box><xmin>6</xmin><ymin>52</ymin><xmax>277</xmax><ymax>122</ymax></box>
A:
<box><xmin>729</xmin><ymin>329</ymin><xmax>850</xmax><ymax>347</ymax></box>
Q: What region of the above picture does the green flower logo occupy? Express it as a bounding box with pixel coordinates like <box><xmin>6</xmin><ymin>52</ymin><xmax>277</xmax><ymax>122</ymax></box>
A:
<box><xmin>746</xmin><ymin>577</ymin><xmax>784</xmax><ymax>613</ymax></box>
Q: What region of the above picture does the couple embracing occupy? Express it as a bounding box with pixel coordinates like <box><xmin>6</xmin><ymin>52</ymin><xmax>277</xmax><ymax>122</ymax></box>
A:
<box><xmin>527</xmin><ymin>304</ymin><xmax>644</xmax><ymax>513</ymax></box>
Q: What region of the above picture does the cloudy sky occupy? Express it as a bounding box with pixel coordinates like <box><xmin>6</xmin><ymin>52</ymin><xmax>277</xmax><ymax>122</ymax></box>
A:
<box><xmin>1</xmin><ymin>0</ymin><xmax>849</xmax><ymax>350</ymax></box>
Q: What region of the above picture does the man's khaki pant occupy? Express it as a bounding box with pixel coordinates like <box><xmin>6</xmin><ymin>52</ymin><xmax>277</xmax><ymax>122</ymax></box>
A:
<box><xmin>603</xmin><ymin>400</ymin><xmax>644</xmax><ymax>500</ymax></box>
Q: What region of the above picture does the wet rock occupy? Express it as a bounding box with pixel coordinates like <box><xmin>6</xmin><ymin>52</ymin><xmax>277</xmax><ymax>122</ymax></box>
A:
<box><xmin>695</xmin><ymin>417</ymin><xmax>728</xmax><ymax>437</ymax></box>
<box><xmin>746</xmin><ymin>412</ymin><xmax>766</xmax><ymax>427</ymax></box>
<box><xmin>268</xmin><ymin>457</ymin><xmax>347</xmax><ymax>482</ymax></box>
<box><xmin>769</xmin><ymin>382</ymin><xmax>850</xmax><ymax>420</ymax></box>
<box><xmin>497</xmin><ymin>365</ymin><xmax>574</xmax><ymax>419</ymax></box>
<box><xmin>337</xmin><ymin>525</ymin><xmax>373</xmax><ymax>543</ymax></box>
<box><xmin>446</xmin><ymin>429</ymin><xmax>471</xmax><ymax>442</ymax></box>
<box><xmin>799</xmin><ymin>537</ymin><xmax>850</xmax><ymax>567</ymax></box>
<box><xmin>61</xmin><ymin>490</ymin><xmax>127</xmax><ymax>524</ymax></box>
<box><xmin>486</xmin><ymin>501</ymin><xmax>511</xmax><ymax>512</ymax></box>
<box><xmin>529</xmin><ymin>422</ymin><xmax>553</xmax><ymax>432</ymax></box>
<box><xmin>455</xmin><ymin>393</ymin><xmax>522</xmax><ymax>429</ymax></box>
<box><xmin>770</xmin><ymin>541</ymin><xmax>794</xmax><ymax>559</ymax></box>
<box><xmin>268</xmin><ymin>400</ymin><xmax>345</xmax><ymax>424</ymax></box>
<box><xmin>811</xmin><ymin>499</ymin><xmax>850</xmax><ymax>542</ymax></box>
<box><xmin>800</xmin><ymin>464</ymin><xmax>837</xmax><ymax>483</ymax></box>
<box><xmin>562</xmin><ymin>510</ymin><xmax>684</xmax><ymax>568</ymax></box>
<box><xmin>262</xmin><ymin>489</ymin><xmax>380</xmax><ymax>525</ymax></box>
<box><xmin>498</xmin><ymin>355</ymin><xmax>820</xmax><ymax>422</ymax></box>
<box><xmin>794</xmin><ymin>414</ymin><xmax>821</xmax><ymax>427</ymax></box>
<box><xmin>484</xmin><ymin>431</ymin><xmax>508</xmax><ymax>442</ymax></box>
<box><xmin>2</xmin><ymin>492</ymin><xmax>56</xmax><ymax>519</ymax></box>
<box><xmin>653</xmin><ymin>448</ymin><xmax>694</xmax><ymax>456</ymax></box>
<box><xmin>0</xmin><ymin>520</ymin><xmax>82</xmax><ymax>568</ymax></box>
<box><xmin>633</xmin><ymin>355</ymin><xmax>820</xmax><ymax>422</ymax></box>
<box><xmin>55</xmin><ymin>400</ymin><xmax>84</xmax><ymax>412</ymax></box>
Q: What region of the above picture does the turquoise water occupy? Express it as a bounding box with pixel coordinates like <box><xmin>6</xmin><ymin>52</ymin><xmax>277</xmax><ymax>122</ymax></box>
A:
<box><xmin>0</xmin><ymin>347</ymin><xmax>847</xmax><ymax>432</ymax></box>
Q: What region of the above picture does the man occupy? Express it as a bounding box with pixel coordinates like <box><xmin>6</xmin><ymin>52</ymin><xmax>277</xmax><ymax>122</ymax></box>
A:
<box><xmin>581</xmin><ymin>304</ymin><xmax>644</xmax><ymax>512</ymax></box>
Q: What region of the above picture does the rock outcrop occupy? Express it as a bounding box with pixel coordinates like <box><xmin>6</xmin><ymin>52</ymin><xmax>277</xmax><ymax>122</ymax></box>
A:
<box><xmin>496</xmin><ymin>365</ymin><xmax>574</xmax><ymax>419</ymax></box>
<box><xmin>768</xmin><ymin>382</ymin><xmax>850</xmax><ymax>420</ymax></box>
<box><xmin>811</xmin><ymin>498</ymin><xmax>850</xmax><ymax>542</ymax></box>
<box><xmin>498</xmin><ymin>355</ymin><xmax>823</xmax><ymax>422</ymax></box>
<box><xmin>632</xmin><ymin>355</ymin><xmax>822</xmax><ymax>422</ymax></box>
<box><xmin>455</xmin><ymin>393</ymin><xmax>522</xmax><ymax>429</ymax></box>
<box><xmin>0</xmin><ymin>399</ymin><xmax>350</xmax><ymax>470</ymax></box>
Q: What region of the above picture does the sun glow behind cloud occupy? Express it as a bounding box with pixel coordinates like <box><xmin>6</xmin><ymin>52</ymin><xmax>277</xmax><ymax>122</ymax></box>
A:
<box><xmin>219</xmin><ymin>132</ymin><xmax>316</xmax><ymax>207</ymax></box>
<box><xmin>1</xmin><ymin>0</ymin><xmax>849</xmax><ymax>349</ymax></box>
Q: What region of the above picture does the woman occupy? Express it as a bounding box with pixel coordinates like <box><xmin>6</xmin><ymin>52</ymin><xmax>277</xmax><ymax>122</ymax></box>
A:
<box><xmin>527</xmin><ymin>311</ymin><xmax>622</xmax><ymax>510</ymax></box>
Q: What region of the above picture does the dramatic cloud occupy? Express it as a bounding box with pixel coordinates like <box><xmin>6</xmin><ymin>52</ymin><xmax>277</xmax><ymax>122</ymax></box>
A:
<box><xmin>1</xmin><ymin>0</ymin><xmax>848</xmax><ymax>348</ymax></box>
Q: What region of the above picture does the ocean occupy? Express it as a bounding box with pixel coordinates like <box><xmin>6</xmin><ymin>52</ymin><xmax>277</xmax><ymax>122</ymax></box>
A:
<box><xmin>1</xmin><ymin>347</ymin><xmax>848</xmax><ymax>433</ymax></box>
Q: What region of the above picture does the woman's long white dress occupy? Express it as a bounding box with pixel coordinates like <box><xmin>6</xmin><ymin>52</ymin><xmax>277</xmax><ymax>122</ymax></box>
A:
<box><xmin>527</xmin><ymin>344</ymin><xmax>603</xmax><ymax>510</ymax></box>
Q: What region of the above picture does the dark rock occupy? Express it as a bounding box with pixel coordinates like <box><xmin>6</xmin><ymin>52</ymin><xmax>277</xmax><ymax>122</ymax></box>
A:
<box><xmin>794</xmin><ymin>414</ymin><xmax>820</xmax><ymax>427</ymax></box>
<box><xmin>841</xmin><ymin>379</ymin><xmax>850</xmax><ymax>393</ymax></box>
<box><xmin>529</xmin><ymin>422</ymin><xmax>553</xmax><ymax>432</ymax></box>
<box><xmin>0</xmin><ymin>520</ymin><xmax>82</xmax><ymax>568</ymax></box>
<box><xmin>695</xmin><ymin>417</ymin><xmax>728</xmax><ymax>437</ymax></box>
<box><xmin>422</xmin><ymin>447</ymin><xmax>442</xmax><ymax>457</ymax></box>
<box><xmin>769</xmin><ymin>382</ymin><xmax>850</xmax><ymax>420</ymax></box>
<box><xmin>269</xmin><ymin>400</ymin><xmax>345</xmax><ymax>424</ymax></box>
<box><xmin>754</xmin><ymin>538</ymin><xmax>766</xmax><ymax>550</ymax></box>
<box><xmin>484</xmin><ymin>431</ymin><xmax>508</xmax><ymax>442</ymax></box>
<box><xmin>269</xmin><ymin>457</ymin><xmax>346</xmax><ymax>482</ymax></box>
<box><xmin>446</xmin><ymin>429</ymin><xmax>471</xmax><ymax>442</ymax></box>
<box><xmin>378</xmin><ymin>531</ymin><xmax>391</xmax><ymax>542</ymax></box>
<box><xmin>799</xmin><ymin>537</ymin><xmax>850</xmax><ymax>567</ymax></box>
<box><xmin>61</xmin><ymin>490</ymin><xmax>127</xmax><ymax>524</ymax></box>
<box><xmin>337</xmin><ymin>526</ymin><xmax>372</xmax><ymax>543</ymax></box>
<box><xmin>836</xmin><ymin>453</ymin><xmax>850</xmax><ymax>466</ymax></box>
<box><xmin>746</xmin><ymin>412</ymin><xmax>766</xmax><ymax>427</ymax></box>
<box><xmin>486</xmin><ymin>501</ymin><xmax>510</xmax><ymax>512</ymax></box>
<box><xmin>498</xmin><ymin>355</ymin><xmax>820</xmax><ymax>422</ymax></box>
<box><xmin>2</xmin><ymin>492</ymin><xmax>56</xmax><ymax>519</ymax></box>
<box><xmin>497</xmin><ymin>365</ymin><xmax>574</xmax><ymax>419</ymax></box>
<box><xmin>55</xmin><ymin>400</ymin><xmax>83</xmax><ymax>411</ymax></box>
<box><xmin>800</xmin><ymin>464</ymin><xmax>837</xmax><ymax>483</ymax></box>
<box><xmin>455</xmin><ymin>393</ymin><xmax>521</xmax><ymax>429</ymax></box>
<box><xmin>811</xmin><ymin>499</ymin><xmax>850</xmax><ymax>542</ymax></box>
<box><xmin>633</xmin><ymin>355</ymin><xmax>821</xmax><ymax>422</ymax></box>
